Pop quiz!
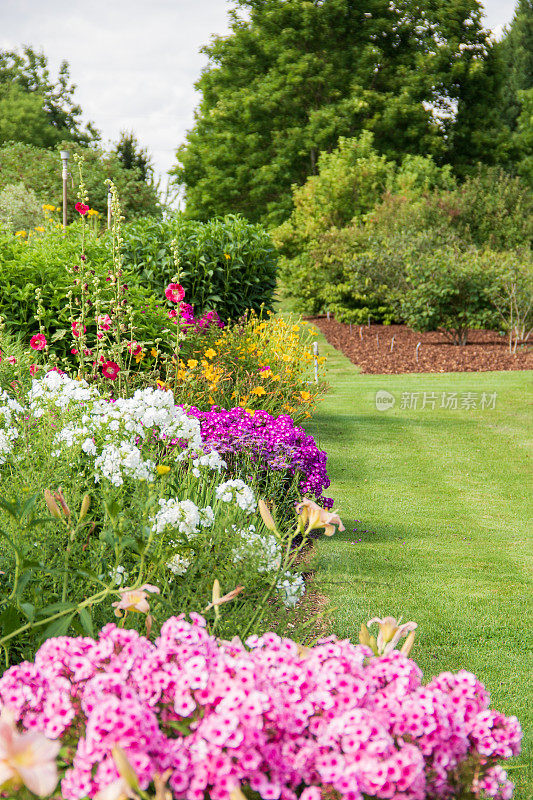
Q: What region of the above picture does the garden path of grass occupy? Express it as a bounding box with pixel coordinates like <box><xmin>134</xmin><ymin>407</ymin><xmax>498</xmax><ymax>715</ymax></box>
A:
<box><xmin>304</xmin><ymin>327</ymin><xmax>533</xmax><ymax>798</ymax></box>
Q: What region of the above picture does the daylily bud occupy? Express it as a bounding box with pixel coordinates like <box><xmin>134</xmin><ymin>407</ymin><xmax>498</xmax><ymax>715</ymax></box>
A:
<box><xmin>112</xmin><ymin>746</ymin><xmax>140</xmax><ymax>791</ymax></box>
<box><xmin>54</xmin><ymin>487</ymin><xmax>71</xmax><ymax>519</ymax></box>
<box><xmin>205</xmin><ymin>585</ymin><xmax>244</xmax><ymax>611</ymax></box>
<box><xmin>212</xmin><ymin>579</ymin><xmax>221</xmax><ymax>620</ymax></box>
<box><xmin>258</xmin><ymin>499</ymin><xmax>276</xmax><ymax>532</ymax></box>
<box><xmin>79</xmin><ymin>494</ymin><xmax>91</xmax><ymax>523</ymax></box>
<box><xmin>400</xmin><ymin>630</ymin><xmax>416</xmax><ymax>657</ymax></box>
<box><xmin>359</xmin><ymin>623</ymin><xmax>371</xmax><ymax>647</ymax></box>
<box><xmin>230</xmin><ymin>786</ymin><xmax>249</xmax><ymax>800</ymax></box>
<box><xmin>44</xmin><ymin>489</ymin><xmax>62</xmax><ymax>520</ymax></box>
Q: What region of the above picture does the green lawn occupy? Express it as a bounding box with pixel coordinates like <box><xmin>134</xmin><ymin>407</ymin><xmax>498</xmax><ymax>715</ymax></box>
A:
<box><xmin>305</xmin><ymin>329</ymin><xmax>533</xmax><ymax>798</ymax></box>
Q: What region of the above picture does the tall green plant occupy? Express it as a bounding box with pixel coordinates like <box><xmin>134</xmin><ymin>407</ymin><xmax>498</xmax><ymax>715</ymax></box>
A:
<box><xmin>122</xmin><ymin>214</ymin><xmax>278</xmax><ymax>321</ymax></box>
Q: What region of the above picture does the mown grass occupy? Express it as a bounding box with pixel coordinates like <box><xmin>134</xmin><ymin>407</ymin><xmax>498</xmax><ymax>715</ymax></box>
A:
<box><xmin>305</xmin><ymin>328</ymin><xmax>533</xmax><ymax>799</ymax></box>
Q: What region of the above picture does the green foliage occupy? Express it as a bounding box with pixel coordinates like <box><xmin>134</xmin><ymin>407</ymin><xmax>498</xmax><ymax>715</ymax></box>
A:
<box><xmin>448</xmin><ymin>166</ymin><xmax>533</xmax><ymax>250</ymax></box>
<box><xmin>173</xmin><ymin>0</ymin><xmax>501</xmax><ymax>224</ymax></box>
<box><xmin>277</xmin><ymin>133</ymin><xmax>532</xmax><ymax>327</ymax></box>
<box><xmin>400</xmin><ymin>249</ymin><xmax>499</xmax><ymax>345</ymax></box>
<box><xmin>491</xmin><ymin>248</ymin><xmax>533</xmax><ymax>350</ymax></box>
<box><xmin>276</xmin><ymin>136</ymin><xmax>460</xmax><ymax>320</ymax></box>
<box><xmin>0</xmin><ymin>46</ymin><xmax>98</xmax><ymax>147</ymax></box>
<box><xmin>499</xmin><ymin>0</ymin><xmax>533</xmax><ymax>131</ymax></box>
<box><xmin>514</xmin><ymin>88</ymin><xmax>533</xmax><ymax>186</ymax></box>
<box><xmin>0</xmin><ymin>141</ymin><xmax>161</xmax><ymax>221</ymax></box>
<box><xmin>0</xmin><ymin>182</ymin><xmax>44</xmax><ymax>233</ymax></box>
<box><xmin>122</xmin><ymin>214</ymin><xmax>278</xmax><ymax>320</ymax></box>
<box><xmin>114</xmin><ymin>130</ymin><xmax>154</xmax><ymax>183</ymax></box>
<box><xmin>0</xmin><ymin>224</ymin><xmax>165</xmax><ymax>354</ymax></box>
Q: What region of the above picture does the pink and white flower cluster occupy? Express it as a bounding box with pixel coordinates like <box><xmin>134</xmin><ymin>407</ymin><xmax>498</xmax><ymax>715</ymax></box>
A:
<box><xmin>0</xmin><ymin>616</ymin><xmax>521</xmax><ymax>800</ymax></box>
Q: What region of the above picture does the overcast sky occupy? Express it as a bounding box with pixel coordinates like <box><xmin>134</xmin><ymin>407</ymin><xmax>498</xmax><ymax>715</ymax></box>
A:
<box><xmin>0</xmin><ymin>0</ymin><xmax>518</xmax><ymax>193</ymax></box>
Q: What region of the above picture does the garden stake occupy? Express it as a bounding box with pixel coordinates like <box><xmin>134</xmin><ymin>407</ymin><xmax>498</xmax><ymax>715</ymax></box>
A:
<box><xmin>416</xmin><ymin>341</ymin><xmax>421</xmax><ymax>363</ymax></box>
<box><xmin>313</xmin><ymin>341</ymin><xmax>319</xmax><ymax>384</ymax></box>
<box><xmin>326</xmin><ymin>310</ymin><xmax>330</xmax><ymax>321</ymax></box>
<box><xmin>390</xmin><ymin>336</ymin><xmax>395</xmax><ymax>352</ymax></box>
<box><xmin>376</xmin><ymin>333</ymin><xmax>379</xmax><ymax>348</ymax></box>
<box><xmin>359</xmin><ymin>326</ymin><xmax>363</xmax><ymax>340</ymax></box>
<box><xmin>60</xmin><ymin>149</ymin><xmax>70</xmax><ymax>230</ymax></box>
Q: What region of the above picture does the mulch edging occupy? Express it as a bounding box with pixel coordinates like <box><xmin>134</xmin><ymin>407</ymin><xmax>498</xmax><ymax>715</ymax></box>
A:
<box><xmin>308</xmin><ymin>318</ymin><xmax>533</xmax><ymax>374</ymax></box>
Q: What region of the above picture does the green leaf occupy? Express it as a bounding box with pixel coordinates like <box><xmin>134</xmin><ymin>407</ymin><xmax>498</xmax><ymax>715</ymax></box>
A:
<box><xmin>40</xmin><ymin>613</ymin><xmax>75</xmax><ymax>640</ymax></box>
<box><xmin>0</xmin><ymin>604</ymin><xmax>23</xmax><ymax>636</ymax></box>
<box><xmin>20</xmin><ymin>603</ymin><xmax>35</xmax><ymax>622</ymax></box>
<box><xmin>78</xmin><ymin>607</ymin><xmax>94</xmax><ymax>637</ymax></box>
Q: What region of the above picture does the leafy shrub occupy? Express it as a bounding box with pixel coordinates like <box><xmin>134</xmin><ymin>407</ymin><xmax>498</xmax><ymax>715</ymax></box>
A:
<box><xmin>449</xmin><ymin>166</ymin><xmax>533</xmax><ymax>250</ymax></box>
<box><xmin>400</xmin><ymin>249</ymin><xmax>500</xmax><ymax>344</ymax></box>
<box><xmin>276</xmin><ymin>135</ymin><xmax>462</xmax><ymax>318</ymax></box>
<box><xmin>0</xmin><ymin>220</ymin><xmax>179</xmax><ymax>361</ymax></box>
<box><xmin>491</xmin><ymin>248</ymin><xmax>533</xmax><ymax>350</ymax></box>
<box><xmin>121</xmin><ymin>214</ymin><xmax>278</xmax><ymax>321</ymax></box>
<box><xmin>0</xmin><ymin>182</ymin><xmax>44</xmax><ymax>233</ymax></box>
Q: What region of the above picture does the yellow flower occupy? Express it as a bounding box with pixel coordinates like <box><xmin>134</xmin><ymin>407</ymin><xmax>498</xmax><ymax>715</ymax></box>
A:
<box><xmin>151</xmin><ymin>348</ymin><xmax>159</xmax><ymax>358</ymax></box>
<box><xmin>187</xmin><ymin>359</ymin><xmax>198</xmax><ymax>368</ymax></box>
<box><xmin>42</xmin><ymin>203</ymin><xmax>55</xmax><ymax>211</ymax></box>
<box><xmin>224</xmin><ymin>253</ymin><xmax>231</xmax><ymax>260</ymax></box>
<box><xmin>15</xmin><ymin>230</ymin><xmax>26</xmax><ymax>238</ymax></box>
<box><xmin>34</xmin><ymin>226</ymin><xmax>45</xmax><ymax>232</ymax></box>
<box><xmin>156</xmin><ymin>465</ymin><xmax>170</xmax><ymax>475</ymax></box>
<box><xmin>300</xmin><ymin>390</ymin><xmax>312</xmax><ymax>402</ymax></box>
<box><xmin>271</xmin><ymin>374</ymin><xmax>281</xmax><ymax>382</ymax></box>
<box><xmin>87</xmin><ymin>208</ymin><xmax>99</xmax><ymax>217</ymax></box>
<box><xmin>156</xmin><ymin>380</ymin><xmax>168</xmax><ymax>390</ymax></box>
<box><xmin>205</xmin><ymin>348</ymin><xmax>217</xmax><ymax>359</ymax></box>
<box><xmin>245</xmin><ymin>408</ymin><xmax>255</xmax><ymax>416</ymax></box>
<box><xmin>282</xmin><ymin>354</ymin><xmax>291</xmax><ymax>362</ymax></box>
<box><xmin>291</xmin><ymin>325</ymin><xmax>300</xmax><ymax>332</ymax></box>
<box><xmin>134</xmin><ymin>351</ymin><xmax>145</xmax><ymax>363</ymax></box>
<box><xmin>251</xmin><ymin>386</ymin><xmax>266</xmax><ymax>396</ymax></box>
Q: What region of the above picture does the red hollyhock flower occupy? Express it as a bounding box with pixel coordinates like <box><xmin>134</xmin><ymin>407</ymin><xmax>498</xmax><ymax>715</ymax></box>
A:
<box><xmin>71</xmin><ymin>321</ymin><xmax>86</xmax><ymax>338</ymax></box>
<box><xmin>29</xmin><ymin>333</ymin><xmax>47</xmax><ymax>351</ymax></box>
<box><xmin>75</xmin><ymin>202</ymin><xmax>90</xmax><ymax>216</ymax></box>
<box><xmin>165</xmin><ymin>283</ymin><xmax>185</xmax><ymax>303</ymax></box>
<box><xmin>102</xmin><ymin>361</ymin><xmax>120</xmax><ymax>380</ymax></box>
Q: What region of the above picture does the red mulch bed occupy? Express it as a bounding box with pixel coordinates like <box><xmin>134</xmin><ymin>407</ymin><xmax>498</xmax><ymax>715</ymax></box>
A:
<box><xmin>308</xmin><ymin>318</ymin><xmax>533</xmax><ymax>374</ymax></box>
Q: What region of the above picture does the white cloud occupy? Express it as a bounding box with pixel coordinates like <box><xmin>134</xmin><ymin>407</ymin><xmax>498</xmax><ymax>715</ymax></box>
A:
<box><xmin>0</xmin><ymin>0</ymin><xmax>517</xmax><ymax>194</ymax></box>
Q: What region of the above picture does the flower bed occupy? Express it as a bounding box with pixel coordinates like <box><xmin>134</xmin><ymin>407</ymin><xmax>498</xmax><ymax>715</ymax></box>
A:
<box><xmin>187</xmin><ymin>405</ymin><xmax>332</xmax><ymax>510</ymax></box>
<box><xmin>0</xmin><ymin>615</ymin><xmax>521</xmax><ymax>800</ymax></box>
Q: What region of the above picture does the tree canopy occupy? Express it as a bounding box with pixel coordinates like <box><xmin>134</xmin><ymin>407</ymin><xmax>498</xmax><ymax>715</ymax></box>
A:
<box><xmin>0</xmin><ymin>46</ymin><xmax>99</xmax><ymax>149</ymax></box>
<box><xmin>172</xmin><ymin>0</ymin><xmax>509</xmax><ymax>225</ymax></box>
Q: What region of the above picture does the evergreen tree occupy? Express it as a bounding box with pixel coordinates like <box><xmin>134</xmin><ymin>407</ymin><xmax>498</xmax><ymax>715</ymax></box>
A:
<box><xmin>114</xmin><ymin>131</ymin><xmax>153</xmax><ymax>183</ymax></box>
<box><xmin>172</xmin><ymin>0</ymin><xmax>499</xmax><ymax>224</ymax></box>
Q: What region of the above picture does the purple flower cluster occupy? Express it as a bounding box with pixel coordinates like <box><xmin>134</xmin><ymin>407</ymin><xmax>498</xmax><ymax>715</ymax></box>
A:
<box><xmin>0</xmin><ymin>616</ymin><xmax>521</xmax><ymax>800</ymax></box>
<box><xmin>168</xmin><ymin>304</ymin><xmax>224</xmax><ymax>331</ymax></box>
<box><xmin>186</xmin><ymin>406</ymin><xmax>332</xmax><ymax>507</ymax></box>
